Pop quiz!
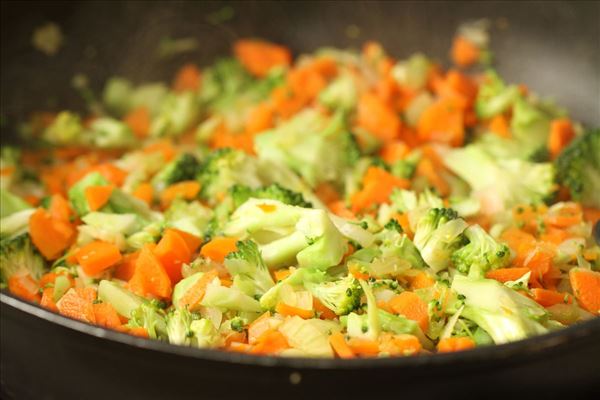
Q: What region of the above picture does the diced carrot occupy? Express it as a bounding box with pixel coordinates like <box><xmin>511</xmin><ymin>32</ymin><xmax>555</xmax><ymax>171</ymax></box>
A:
<box><xmin>8</xmin><ymin>274</ymin><xmax>40</xmax><ymax>302</ymax></box>
<box><xmin>388</xmin><ymin>291</ymin><xmax>429</xmax><ymax>332</ymax></box>
<box><xmin>250</xmin><ymin>330</ymin><xmax>290</xmax><ymax>355</ymax></box>
<box><xmin>409</xmin><ymin>272</ymin><xmax>436</xmax><ymax>290</ymax></box>
<box><xmin>583</xmin><ymin>207</ymin><xmax>600</xmax><ymax>225</ymax></box>
<box><xmin>379</xmin><ymin>333</ymin><xmax>422</xmax><ymax>356</ymax></box>
<box><xmin>124</xmin><ymin>106</ymin><xmax>151</xmax><ymax>138</ymax></box>
<box><xmin>56</xmin><ymin>288</ymin><xmax>96</xmax><ymax>323</ymax></box>
<box><xmin>350</xmin><ymin>166</ymin><xmax>410</xmax><ymax>213</ymax></box>
<box><xmin>144</xmin><ymin>140</ymin><xmax>176</xmax><ymax>162</ymax></box>
<box><xmin>329</xmin><ymin>332</ymin><xmax>355</xmax><ymax>359</ymax></box>
<box><xmin>451</xmin><ymin>35</ymin><xmax>480</xmax><ymax>67</ymax></box>
<box><xmin>328</xmin><ymin>200</ymin><xmax>356</xmax><ymax>220</ymax></box>
<box><xmin>128</xmin><ymin>327</ymin><xmax>149</xmax><ymax>338</ymax></box>
<box><xmin>224</xmin><ymin>331</ymin><xmax>248</xmax><ymax>347</ymax></box>
<box><xmin>273</xmin><ymin>268</ymin><xmax>292</xmax><ymax>282</ymax></box>
<box><xmin>48</xmin><ymin>194</ymin><xmax>72</xmax><ymax>222</ymax></box>
<box><xmin>153</xmin><ymin>229</ymin><xmax>192</xmax><ymax>284</ymax></box>
<box><xmin>248</xmin><ymin>311</ymin><xmax>274</xmax><ymax>344</ymax></box>
<box><xmin>548</xmin><ymin>118</ymin><xmax>575</xmax><ymax>159</ymax></box>
<box><xmin>270</xmin><ymin>86</ymin><xmax>306</xmax><ymax>119</ymax></box>
<box><xmin>128</xmin><ymin>245</ymin><xmax>172</xmax><ymax>299</ymax></box>
<box><xmin>114</xmin><ymin>251</ymin><xmax>140</xmax><ymax>281</ymax></box>
<box><xmin>569</xmin><ymin>268</ymin><xmax>600</xmax><ymax>315</ymax></box>
<box><xmin>40</xmin><ymin>287</ymin><xmax>58</xmax><ymax>311</ymax></box>
<box><xmin>288</xmin><ymin>58</ymin><xmax>337</xmax><ymax>102</ymax></box>
<box><xmin>229</xmin><ymin>342</ymin><xmax>253</xmax><ymax>353</ymax></box>
<box><xmin>245</xmin><ymin>102</ymin><xmax>274</xmax><ymax>135</ymax></box>
<box><xmin>437</xmin><ymin>336</ymin><xmax>476</xmax><ymax>353</ymax></box>
<box><xmin>315</xmin><ymin>182</ymin><xmax>340</xmax><ymax>205</ymax></box>
<box><xmin>488</xmin><ymin>114</ymin><xmax>511</xmax><ymax>138</ymax></box>
<box><xmin>24</xmin><ymin>194</ymin><xmax>41</xmax><ymax>206</ymax></box>
<box><xmin>522</xmin><ymin>245</ymin><xmax>555</xmax><ymax>288</ymax></box>
<box><xmin>485</xmin><ymin>267</ymin><xmax>531</xmax><ymax>283</ymax></box>
<box><xmin>168</xmin><ymin>228</ymin><xmax>202</xmax><ymax>254</ymax></box>
<box><xmin>313</xmin><ymin>298</ymin><xmax>337</xmax><ymax>320</ymax></box>
<box><xmin>357</xmin><ymin>92</ymin><xmax>402</xmax><ymax>142</ymax></box>
<box><xmin>379</xmin><ymin>141</ymin><xmax>410</xmax><ymax>164</ymax></box>
<box><xmin>93</xmin><ymin>164</ymin><xmax>128</xmax><ymax>187</ymax></box>
<box><xmin>540</xmin><ymin>227</ymin><xmax>571</xmax><ymax>246</ymax></box>
<box><xmin>200</xmin><ymin>237</ymin><xmax>238</xmax><ymax>263</ymax></box>
<box><xmin>177</xmin><ymin>269</ymin><xmax>218</xmax><ymax>310</ymax></box>
<box><xmin>173</xmin><ymin>63</ymin><xmax>202</xmax><ymax>92</ymax></box>
<box><xmin>93</xmin><ymin>302</ymin><xmax>122</xmax><ymax>329</ymax></box>
<box><xmin>392</xmin><ymin>212</ymin><xmax>412</xmax><ymax>238</ymax></box>
<box><xmin>29</xmin><ymin>208</ymin><xmax>76</xmax><ymax>260</ymax></box>
<box><xmin>160</xmin><ymin>181</ymin><xmax>200</xmax><ymax>208</ymax></box>
<box><xmin>417</xmin><ymin>98</ymin><xmax>464</xmax><ymax>147</ymax></box>
<box><xmin>132</xmin><ymin>183</ymin><xmax>153</xmax><ymax>206</ymax></box>
<box><xmin>500</xmin><ymin>227</ymin><xmax>537</xmax><ymax>266</ymax></box>
<box><xmin>84</xmin><ymin>184</ymin><xmax>114</xmax><ymax>212</ymax></box>
<box><xmin>275</xmin><ymin>302</ymin><xmax>314</xmax><ymax>319</ymax></box>
<box><xmin>531</xmin><ymin>288</ymin><xmax>573</xmax><ymax>307</ymax></box>
<box><xmin>75</xmin><ymin>241</ymin><xmax>122</xmax><ymax>277</ymax></box>
<box><xmin>347</xmin><ymin>338</ymin><xmax>380</xmax><ymax>356</ymax></box>
<box><xmin>544</xmin><ymin>202</ymin><xmax>583</xmax><ymax>228</ymax></box>
<box><xmin>416</xmin><ymin>157</ymin><xmax>450</xmax><ymax>196</ymax></box>
<box><xmin>234</xmin><ymin>39</ymin><xmax>291</xmax><ymax>78</ymax></box>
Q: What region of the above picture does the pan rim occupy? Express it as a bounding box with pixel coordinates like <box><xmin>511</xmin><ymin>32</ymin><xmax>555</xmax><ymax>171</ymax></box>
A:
<box><xmin>3</xmin><ymin>290</ymin><xmax>599</xmax><ymax>370</ymax></box>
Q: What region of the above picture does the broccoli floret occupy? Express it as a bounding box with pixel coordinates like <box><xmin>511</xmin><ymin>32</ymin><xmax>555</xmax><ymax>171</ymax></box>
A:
<box><xmin>346</xmin><ymin>280</ymin><xmax>381</xmax><ymax>340</ymax></box>
<box><xmin>555</xmin><ymin>129</ymin><xmax>600</xmax><ymax>208</ymax></box>
<box><xmin>224</xmin><ymin>240</ymin><xmax>275</xmax><ymax>297</ymax></box>
<box><xmin>259</xmin><ymin>267</ymin><xmax>327</xmax><ymax>310</ymax></box>
<box><xmin>43</xmin><ymin>111</ymin><xmax>84</xmax><ymax>145</ymax></box>
<box><xmin>166</xmin><ymin>308</ymin><xmax>196</xmax><ymax>346</ymax></box>
<box><xmin>318</xmin><ymin>73</ymin><xmax>357</xmax><ymax>112</ymax></box>
<box><xmin>413</xmin><ymin>208</ymin><xmax>468</xmax><ymax>272</ymax></box>
<box><xmin>255</xmin><ymin>109</ymin><xmax>359</xmax><ymax>188</ymax></box>
<box><xmin>0</xmin><ymin>234</ymin><xmax>47</xmax><ymax>285</ymax></box>
<box><xmin>443</xmin><ymin>145</ymin><xmax>556</xmax><ymax>214</ymax></box>
<box><xmin>164</xmin><ymin>199</ymin><xmax>212</xmax><ymax>238</ymax></box>
<box><xmin>225</xmin><ymin>199</ymin><xmax>348</xmax><ymax>270</ymax></box>
<box><xmin>126</xmin><ymin>221</ymin><xmax>164</xmax><ymax>250</ymax></box>
<box><xmin>200</xmin><ymin>281</ymin><xmax>262</xmax><ymax>312</ymax></box>
<box><xmin>126</xmin><ymin>302</ymin><xmax>168</xmax><ymax>340</ymax></box>
<box><xmin>150</xmin><ymin>92</ymin><xmax>200</xmax><ymax>137</ymax></box>
<box><xmin>305</xmin><ymin>274</ymin><xmax>361</xmax><ymax>315</ymax></box>
<box><xmin>151</xmin><ymin>153</ymin><xmax>201</xmax><ymax>192</ymax></box>
<box><xmin>475</xmin><ymin>70</ymin><xmax>520</xmax><ymax>119</ymax></box>
<box><xmin>230</xmin><ymin>183</ymin><xmax>312</xmax><ymax>209</ymax></box>
<box><xmin>88</xmin><ymin>117</ymin><xmax>135</xmax><ymax>148</ymax></box>
<box><xmin>0</xmin><ymin>189</ymin><xmax>31</xmax><ymax>218</ymax></box>
<box><xmin>196</xmin><ymin>148</ymin><xmax>263</xmax><ymax>205</ymax></box>
<box><xmin>451</xmin><ymin>224</ymin><xmax>510</xmax><ymax>276</ymax></box>
<box><xmin>383</xmin><ymin>219</ymin><xmax>402</xmax><ymax>233</ymax></box>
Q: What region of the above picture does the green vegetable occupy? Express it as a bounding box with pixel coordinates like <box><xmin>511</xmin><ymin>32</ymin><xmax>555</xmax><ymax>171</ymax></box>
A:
<box><xmin>172</xmin><ymin>272</ymin><xmax>204</xmax><ymax>308</ymax></box>
<box><xmin>97</xmin><ymin>280</ymin><xmax>143</xmax><ymax>318</ymax></box>
<box><xmin>0</xmin><ymin>234</ymin><xmax>47</xmax><ymax>285</ymax></box>
<box><xmin>305</xmin><ymin>274</ymin><xmax>361</xmax><ymax>315</ymax></box>
<box><xmin>126</xmin><ymin>302</ymin><xmax>168</xmax><ymax>340</ymax></box>
<box><xmin>0</xmin><ymin>209</ymin><xmax>35</xmax><ymax>240</ymax></box>
<box><xmin>278</xmin><ymin>316</ymin><xmax>335</xmax><ymax>357</ymax></box>
<box><xmin>150</xmin><ymin>92</ymin><xmax>199</xmax><ymax>137</ymax></box>
<box><xmin>200</xmin><ymin>282</ymin><xmax>262</xmax><ymax>312</ymax></box>
<box><xmin>43</xmin><ymin>111</ymin><xmax>83</xmax><ymax>145</ymax></box>
<box><xmin>229</xmin><ymin>183</ymin><xmax>312</xmax><ymax>209</ymax></box>
<box><xmin>164</xmin><ymin>199</ymin><xmax>212</xmax><ymax>238</ymax></box>
<box><xmin>318</xmin><ymin>73</ymin><xmax>357</xmax><ymax>112</ymax></box>
<box><xmin>259</xmin><ymin>268</ymin><xmax>327</xmax><ymax>310</ymax></box>
<box><xmin>451</xmin><ymin>224</ymin><xmax>510</xmax><ymax>276</ymax></box>
<box><xmin>224</xmin><ymin>240</ymin><xmax>275</xmax><ymax>297</ymax></box>
<box><xmin>475</xmin><ymin>70</ymin><xmax>520</xmax><ymax>119</ymax></box>
<box><xmin>0</xmin><ymin>189</ymin><xmax>31</xmax><ymax>218</ymax></box>
<box><xmin>68</xmin><ymin>172</ymin><xmax>111</xmax><ymax>215</ymax></box>
<box><xmin>151</xmin><ymin>153</ymin><xmax>201</xmax><ymax>193</ymax></box>
<box><xmin>88</xmin><ymin>117</ymin><xmax>135</xmax><ymax>148</ymax></box>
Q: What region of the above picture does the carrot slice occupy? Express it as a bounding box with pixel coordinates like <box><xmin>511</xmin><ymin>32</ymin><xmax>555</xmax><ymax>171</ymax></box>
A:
<box><xmin>167</xmin><ymin>228</ymin><xmax>202</xmax><ymax>254</ymax></box>
<box><xmin>347</xmin><ymin>338</ymin><xmax>380</xmax><ymax>356</ymax></box>
<box><xmin>350</xmin><ymin>166</ymin><xmax>410</xmax><ymax>213</ymax></box>
<box><xmin>40</xmin><ymin>287</ymin><xmax>58</xmax><ymax>311</ymax></box>
<box><xmin>388</xmin><ymin>291</ymin><xmax>429</xmax><ymax>332</ymax></box>
<box><xmin>132</xmin><ymin>182</ymin><xmax>154</xmax><ymax>206</ymax></box>
<box><xmin>153</xmin><ymin>229</ymin><xmax>192</xmax><ymax>284</ymax></box>
<box><xmin>485</xmin><ymin>267</ymin><xmax>531</xmax><ymax>283</ymax></box>
<box><xmin>250</xmin><ymin>330</ymin><xmax>290</xmax><ymax>355</ymax></box>
<box><xmin>124</xmin><ymin>106</ymin><xmax>151</xmax><ymax>138</ymax></box>
<box><xmin>114</xmin><ymin>251</ymin><xmax>140</xmax><ymax>281</ymax></box>
<box><xmin>48</xmin><ymin>194</ymin><xmax>72</xmax><ymax>222</ymax></box>
<box><xmin>569</xmin><ymin>268</ymin><xmax>600</xmax><ymax>315</ymax></box>
<box><xmin>313</xmin><ymin>298</ymin><xmax>337</xmax><ymax>320</ymax></box>
<box><xmin>160</xmin><ymin>181</ymin><xmax>200</xmax><ymax>208</ymax></box>
<box><xmin>437</xmin><ymin>337</ymin><xmax>476</xmax><ymax>353</ymax></box>
<box><xmin>409</xmin><ymin>272</ymin><xmax>436</xmax><ymax>290</ymax></box>
<box><xmin>275</xmin><ymin>302</ymin><xmax>314</xmax><ymax>319</ymax></box>
<box><xmin>56</xmin><ymin>288</ymin><xmax>96</xmax><ymax>323</ymax></box>
<box><xmin>29</xmin><ymin>208</ymin><xmax>76</xmax><ymax>260</ymax></box>
<box><xmin>128</xmin><ymin>245</ymin><xmax>172</xmax><ymax>299</ymax></box>
<box><xmin>379</xmin><ymin>333</ymin><xmax>422</xmax><ymax>356</ymax></box>
<box><xmin>93</xmin><ymin>302</ymin><xmax>122</xmax><ymax>329</ymax></box>
<box><xmin>84</xmin><ymin>185</ymin><xmax>114</xmax><ymax>212</ymax></box>
<box><xmin>234</xmin><ymin>39</ymin><xmax>291</xmax><ymax>78</ymax></box>
<box><xmin>357</xmin><ymin>92</ymin><xmax>402</xmax><ymax>142</ymax></box>
<box><xmin>329</xmin><ymin>332</ymin><xmax>355</xmax><ymax>359</ymax></box>
<box><xmin>200</xmin><ymin>237</ymin><xmax>238</xmax><ymax>263</ymax></box>
<box><xmin>172</xmin><ymin>63</ymin><xmax>202</xmax><ymax>92</ymax></box>
<box><xmin>417</xmin><ymin>98</ymin><xmax>464</xmax><ymax>147</ymax></box>
<box><xmin>531</xmin><ymin>288</ymin><xmax>573</xmax><ymax>307</ymax></box>
<box><xmin>8</xmin><ymin>274</ymin><xmax>40</xmax><ymax>302</ymax></box>
<box><xmin>451</xmin><ymin>35</ymin><xmax>480</xmax><ymax>67</ymax></box>
<box><xmin>178</xmin><ymin>269</ymin><xmax>218</xmax><ymax>311</ymax></box>
<box><xmin>488</xmin><ymin>114</ymin><xmax>511</xmax><ymax>138</ymax></box>
<box><xmin>75</xmin><ymin>241</ymin><xmax>122</xmax><ymax>276</ymax></box>
<box><xmin>548</xmin><ymin>118</ymin><xmax>575</xmax><ymax>159</ymax></box>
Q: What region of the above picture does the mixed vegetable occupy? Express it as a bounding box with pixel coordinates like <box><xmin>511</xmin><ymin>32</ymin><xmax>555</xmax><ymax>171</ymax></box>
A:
<box><xmin>1</xmin><ymin>25</ymin><xmax>599</xmax><ymax>359</ymax></box>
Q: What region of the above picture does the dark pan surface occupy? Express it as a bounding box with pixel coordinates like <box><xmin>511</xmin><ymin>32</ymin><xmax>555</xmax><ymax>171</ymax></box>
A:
<box><xmin>1</xmin><ymin>1</ymin><xmax>600</xmax><ymax>399</ymax></box>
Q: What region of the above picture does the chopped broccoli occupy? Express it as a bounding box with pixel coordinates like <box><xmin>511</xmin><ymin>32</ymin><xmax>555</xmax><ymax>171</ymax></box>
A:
<box><xmin>224</xmin><ymin>240</ymin><xmax>275</xmax><ymax>297</ymax></box>
<box><xmin>43</xmin><ymin>111</ymin><xmax>83</xmax><ymax>145</ymax></box>
<box><xmin>200</xmin><ymin>280</ymin><xmax>262</xmax><ymax>313</ymax></box>
<box><xmin>225</xmin><ymin>199</ymin><xmax>347</xmax><ymax>270</ymax></box>
<box><xmin>150</xmin><ymin>92</ymin><xmax>200</xmax><ymax>137</ymax></box>
<box><xmin>451</xmin><ymin>224</ymin><xmax>510</xmax><ymax>276</ymax></box>
<box><xmin>452</xmin><ymin>275</ymin><xmax>549</xmax><ymax>344</ymax></box>
<box><xmin>555</xmin><ymin>129</ymin><xmax>600</xmax><ymax>208</ymax></box>
<box><xmin>230</xmin><ymin>183</ymin><xmax>312</xmax><ymax>209</ymax></box>
<box><xmin>475</xmin><ymin>70</ymin><xmax>520</xmax><ymax>119</ymax></box>
<box><xmin>305</xmin><ymin>274</ymin><xmax>361</xmax><ymax>315</ymax></box>
<box><xmin>196</xmin><ymin>148</ymin><xmax>263</xmax><ymax>205</ymax></box>
<box><xmin>346</xmin><ymin>280</ymin><xmax>380</xmax><ymax>340</ymax></box>
<box><xmin>88</xmin><ymin>117</ymin><xmax>135</xmax><ymax>148</ymax></box>
<box><xmin>126</xmin><ymin>302</ymin><xmax>168</xmax><ymax>340</ymax></box>
<box><xmin>255</xmin><ymin>109</ymin><xmax>359</xmax><ymax>188</ymax></box>
<box><xmin>190</xmin><ymin>318</ymin><xmax>221</xmax><ymax>348</ymax></box>
<box><xmin>443</xmin><ymin>145</ymin><xmax>556</xmax><ymax>214</ymax></box>
<box><xmin>0</xmin><ymin>189</ymin><xmax>31</xmax><ymax>218</ymax></box>
<box><xmin>413</xmin><ymin>208</ymin><xmax>468</xmax><ymax>272</ymax></box>
<box><xmin>318</xmin><ymin>73</ymin><xmax>357</xmax><ymax>112</ymax></box>
<box><xmin>164</xmin><ymin>199</ymin><xmax>212</xmax><ymax>238</ymax></box>
<box><xmin>126</xmin><ymin>221</ymin><xmax>164</xmax><ymax>250</ymax></box>
<box><xmin>151</xmin><ymin>153</ymin><xmax>201</xmax><ymax>192</ymax></box>
<box><xmin>0</xmin><ymin>234</ymin><xmax>47</xmax><ymax>285</ymax></box>
<box><xmin>259</xmin><ymin>267</ymin><xmax>327</xmax><ymax>310</ymax></box>
<box><xmin>166</xmin><ymin>308</ymin><xmax>195</xmax><ymax>346</ymax></box>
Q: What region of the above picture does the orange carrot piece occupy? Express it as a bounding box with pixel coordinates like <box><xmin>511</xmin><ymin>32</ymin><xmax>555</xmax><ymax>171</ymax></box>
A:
<box><xmin>128</xmin><ymin>327</ymin><xmax>149</xmax><ymax>338</ymax></box>
<box><xmin>313</xmin><ymin>298</ymin><xmax>337</xmax><ymax>320</ymax></box>
<box><xmin>168</xmin><ymin>228</ymin><xmax>202</xmax><ymax>254</ymax></box>
<box><xmin>275</xmin><ymin>302</ymin><xmax>314</xmax><ymax>319</ymax></box>
<box><xmin>8</xmin><ymin>274</ymin><xmax>40</xmax><ymax>302</ymax></box>
<box><xmin>582</xmin><ymin>208</ymin><xmax>600</xmax><ymax>225</ymax></box>
<box><xmin>93</xmin><ymin>163</ymin><xmax>128</xmax><ymax>187</ymax></box>
<box><xmin>388</xmin><ymin>291</ymin><xmax>429</xmax><ymax>332</ymax></box>
<box><xmin>160</xmin><ymin>181</ymin><xmax>201</xmax><ymax>208</ymax></box>
<box><xmin>124</xmin><ymin>106</ymin><xmax>151</xmax><ymax>138</ymax></box>
<box><xmin>351</xmin><ymin>166</ymin><xmax>410</xmax><ymax>213</ymax></box>
<box><xmin>172</xmin><ymin>63</ymin><xmax>202</xmax><ymax>92</ymax></box>
<box><xmin>84</xmin><ymin>184</ymin><xmax>114</xmax><ymax>212</ymax></box>
<box><xmin>114</xmin><ymin>251</ymin><xmax>140</xmax><ymax>281</ymax></box>
<box><xmin>245</xmin><ymin>102</ymin><xmax>274</xmax><ymax>135</ymax></box>
<box><xmin>347</xmin><ymin>338</ymin><xmax>380</xmax><ymax>356</ymax></box>
<box><xmin>234</xmin><ymin>39</ymin><xmax>291</xmax><ymax>78</ymax></box>
<box><xmin>144</xmin><ymin>140</ymin><xmax>176</xmax><ymax>162</ymax></box>
<box><xmin>132</xmin><ymin>183</ymin><xmax>153</xmax><ymax>206</ymax></box>
<box><xmin>40</xmin><ymin>287</ymin><xmax>58</xmax><ymax>311</ymax></box>
<box><xmin>200</xmin><ymin>237</ymin><xmax>238</xmax><ymax>263</ymax></box>
<box><xmin>229</xmin><ymin>342</ymin><xmax>253</xmax><ymax>353</ymax></box>
<box><xmin>379</xmin><ymin>333</ymin><xmax>422</xmax><ymax>356</ymax></box>
<box><xmin>531</xmin><ymin>288</ymin><xmax>573</xmax><ymax>307</ymax></box>
<box><xmin>409</xmin><ymin>272</ymin><xmax>436</xmax><ymax>290</ymax></box>
<box><xmin>75</xmin><ymin>240</ymin><xmax>122</xmax><ymax>276</ymax></box>
<box><xmin>437</xmin><ymin>337</ymin><xmax>476</xmax><ymax>353</ymax></box>
<box><xmin>177</xmin><ymin>269</ymin><xmax>218</xmax><ymax>310</ymax></box>
<box><xmin>273</xmin><ymin>268</ymin><xmax>292</xmax><ymax>282</ymax></box>
<box><xmin>569</xmin><ymin>268</ymin><xmax>600</xmax><ymax>315</ymax></box>
<box><xmin>93</xmin><ymin>302</ymin><xmax>122</xmax><ymax>329</ymax></box>
<box><xmin>379</xmin><ymin>141</ymin><xmax>410</xmax><ymax>164</ymax></box>
<box><xmin>417</xmin><ymin>98</ymin><xmax>464</xmax><ymax>147</ymax></box>
<box><xmin>128</xmin><ymin>245</ymin><xmax>172</xmax><ymax>299</ymax></box>
<box><xmin>56</xmin><ymin>288</ymin><xmax>96</xmax><ymax>323</ymax></box>
<box><xmin>250</xmin><ymin>330</ymin><xmax>290</xmax><ymax>355</ymax></box>
<box><xmin>48</xmin><ymin>194</ymin><xmax>72</xmax><ymax>222</ymax></box>
<box><xmin>328</xmin><ymin>200</ymin><xmax>356</xmax><ymax>220</ymax></box>
<box><xmin>29</xmin><ymin>208</ymin><xmax>75</xmax><ymax>260</ymax></box>
<box><xmin>548</xmin><ymin>118</ymin><xmax>575</xmax><ymax>159</ymax></box>
<box><xmin>153</xmin><ymin>229</ymin><xmax>192</xmax><ymax>284</ymax></box>
<box><xmin>451</xmin><ymin>35</ymin><xmax>480</xmax><ymax>67</ymax></box>
<box><xmin>329</xmin><ymin>332</ymin><xmax>356</xmax><ymax>359</ymax></box>
<box><xmin>544</xmin><ymin>202</ymin><xmax>583</xmax><ymax>228</ymax></box>
<box><xmin>315</xmin><ymin>182</ymin><xmax>340</xmax><ymax>205</ymax></box>
<box><xmin>416</xmin><ymin>157</ymin><xmax>450</xmax><ymax>197</ymax></box>
<box><xmin>485</xmin><ymin>267</ymin><xmax>531</xmax><ymax>283</ymax></box>
<box><xmin>357</xmin><ymin>92</ymin><xmax>402</xmax><ymax>142</ymax></box>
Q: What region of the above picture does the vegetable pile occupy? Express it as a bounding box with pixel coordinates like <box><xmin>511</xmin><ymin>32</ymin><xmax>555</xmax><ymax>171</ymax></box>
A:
<box><xmin>1</xmin><ymin>25</ymin><xmax>599</xmax><ymax>358</ymax></box>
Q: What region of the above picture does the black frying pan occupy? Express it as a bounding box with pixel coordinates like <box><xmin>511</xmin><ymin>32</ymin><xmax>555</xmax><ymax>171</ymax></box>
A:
<box><xmin>1</xmin><ymin>1</ymin><xmax>600</xmax><ymax>399</ymax></box>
